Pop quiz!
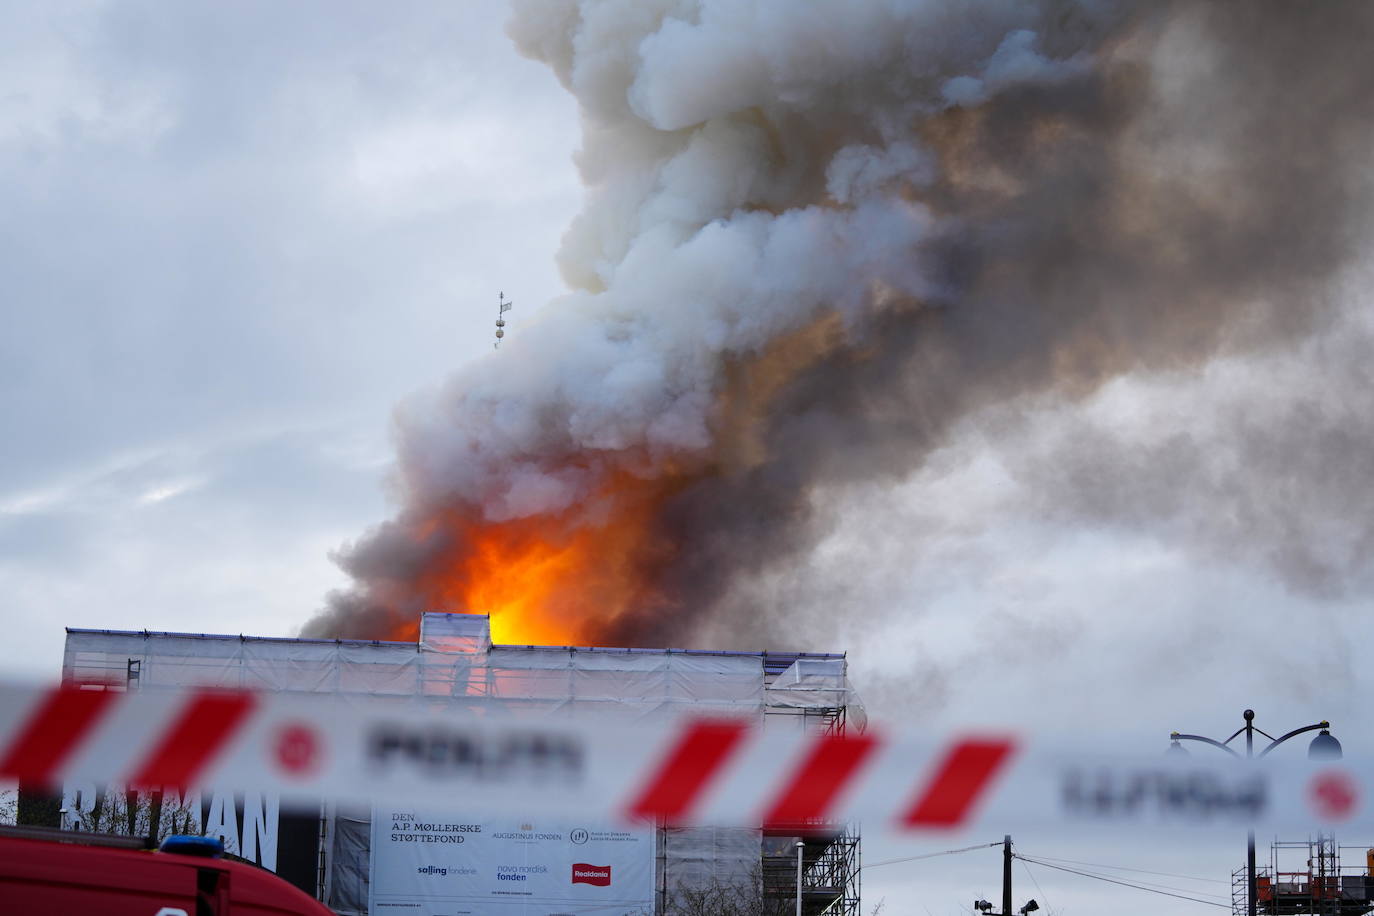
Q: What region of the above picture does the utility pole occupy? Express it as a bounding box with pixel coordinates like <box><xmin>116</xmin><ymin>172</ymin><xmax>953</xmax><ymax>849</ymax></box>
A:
<box><xmin>974</xmin><ymin>836</ymin><xmax>1035</xmax><ymax>916</ymax></box>
<box><xmin>1002</xmin><ymin>835</ymin><xmax>1012</xmax><ymax>916</ymax></box>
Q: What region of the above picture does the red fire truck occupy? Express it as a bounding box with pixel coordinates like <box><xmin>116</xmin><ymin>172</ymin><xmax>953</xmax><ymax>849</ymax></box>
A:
<box><xmin>0</xmin><ymin>825</ymin><xmax>334</xmax><ymax>915</ymax></box>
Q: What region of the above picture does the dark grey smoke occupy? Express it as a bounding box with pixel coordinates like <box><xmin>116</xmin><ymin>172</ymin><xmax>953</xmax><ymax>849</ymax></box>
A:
<box><xmin>304</xmin><ymin>1</ymin><xmax>1374</xmax><ymax>650</ymax></box>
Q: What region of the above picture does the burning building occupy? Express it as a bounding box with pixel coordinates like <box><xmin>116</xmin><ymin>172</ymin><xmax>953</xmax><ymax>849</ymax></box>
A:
<box><xmin>61</xmin><ymin>613</ymin><xmax>866</xmax><ymax>915</ymax></box>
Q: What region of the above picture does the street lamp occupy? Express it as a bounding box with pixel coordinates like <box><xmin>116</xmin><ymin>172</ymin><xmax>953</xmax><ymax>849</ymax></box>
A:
<box><xmin>1168</xmin><ymin>710</ymin><xmax>1340</xmax><ymax>916</ymax></box>
<box><xmin>1309</xmin><ymin>729</ymin><xmax>1342</xmax><ymax>760</ymax></box>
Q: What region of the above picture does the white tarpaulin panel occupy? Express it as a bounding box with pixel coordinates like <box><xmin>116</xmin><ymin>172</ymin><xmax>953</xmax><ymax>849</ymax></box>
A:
<box><xmin>370</xmin><ymin>810</ymin><xmax>654</xmax><ymax>915</ymax></box>
<box><xmin>662</xmin><ymin>826</ymin><xmax>760</xmax><ymax>892</ymax></box>
<box><xmin>325</xmin><ymin>804</ymin><xmax>372</xmax><ymax>916</ymax></box>
<box><xmin>420</xmin><ymin>613</ymin><xmax>491</xmax><ymax>655</ymax></box>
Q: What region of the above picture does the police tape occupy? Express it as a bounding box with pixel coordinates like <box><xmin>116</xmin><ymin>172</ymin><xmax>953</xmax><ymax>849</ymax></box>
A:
<box><xmin>0</xmin><ymin>682</ymin><xmax>1363</xmax><ymax>834</ymax></box>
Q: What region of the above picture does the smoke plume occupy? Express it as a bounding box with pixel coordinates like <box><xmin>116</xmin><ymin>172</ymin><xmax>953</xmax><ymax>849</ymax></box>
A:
<box><xmin>302</xmin><ymin>0</ymin><xmax>1374</xmax><ymax>649</ymax></box>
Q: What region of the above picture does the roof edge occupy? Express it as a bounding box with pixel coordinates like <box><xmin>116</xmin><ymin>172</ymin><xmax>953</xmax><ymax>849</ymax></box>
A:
<box><xmin>63</xmin><ymin>627</ymin><xmax>844</xmax><ymax>658</ymax></box>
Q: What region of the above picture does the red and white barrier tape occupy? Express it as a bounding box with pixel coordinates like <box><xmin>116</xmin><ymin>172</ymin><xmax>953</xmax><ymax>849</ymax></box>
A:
<box><xmin>0</xmin><ymin>682</ymin><xmax>1362</xmax><ymax>835</ymax></box>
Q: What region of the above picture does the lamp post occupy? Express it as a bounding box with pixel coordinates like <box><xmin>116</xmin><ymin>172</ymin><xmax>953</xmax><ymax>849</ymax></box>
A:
<box><xmin>795</xmin><ymin>839</ymin><xmax>804</xmax><ymax>916</ymax></box>
<box><xmin>1168</xmin><ymin>710</ymin><xmax>1341</xmax><ymax>916</ymax></box>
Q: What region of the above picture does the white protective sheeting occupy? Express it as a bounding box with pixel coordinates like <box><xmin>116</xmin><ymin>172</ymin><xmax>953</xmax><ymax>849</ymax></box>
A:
<box><xmin>765</xmin><ymin>657</ymin><xmax>868</xmax><ymax>732</ymax></box>
<box><xmin>64</xmin><ymin>630</ymin><xmax>425</xmax><ymax>696</ymax></box>
<box><xmin>479</xmin><ymin>646</ymin><xmax>765</xmax><ymax>720</ymax></box>
<box><xmin>420</xmin><ymin>612</ymin><xmax>491</xmax><ymax>655</ymax></box>
<box><xmin>65</xmin><ymin>624</ymin><xmax>770</xmax><ymax>720</ymax></box>
<box><xmin>324</xmin><ymin>803</ymin><xmax>372</xmax><ymax>916</ymax></box>
<box><xmin>660</xmin><ymin>827</ymin><xmax>762</xmax><ymax>902</ymax></box>
<box><xmin>62</xmin><ymin>615</ymin><xmax>860</xmax><ymax>913</ymax></box>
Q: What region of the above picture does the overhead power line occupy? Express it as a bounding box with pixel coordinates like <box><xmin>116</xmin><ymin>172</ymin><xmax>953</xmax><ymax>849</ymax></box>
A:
<box><xmin>1014</xmin><ymin>854</ymin><xmax>1231</xmax><ymax>909</ymax></box>
<box><xmin>1022</xmin><ymin>853</ymin><xmax>1228</xmax><ymax>885</ymax></box>
<box><xmin>1018</xmin><ymin>854</ymin><xmax>1053</xmax><ymax>915</ymax></box>
<box><xmin>863</xmin><ymin>841</ymin><xmax>1003</xmax><ymax>870</ymax></box>
<box><xmin>1020</xmin><ymin>862</ymin><xmax>1229</xmax><ymax>902</ymax></box>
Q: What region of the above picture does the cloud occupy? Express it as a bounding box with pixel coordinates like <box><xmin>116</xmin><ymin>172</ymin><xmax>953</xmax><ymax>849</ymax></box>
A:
<box><xmin>0</xmin><ymin>1</ymin><xmax>579</xmax><ymax>674</ymax></box>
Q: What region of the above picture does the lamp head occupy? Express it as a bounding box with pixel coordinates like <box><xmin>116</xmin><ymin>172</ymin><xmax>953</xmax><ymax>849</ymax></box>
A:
<box><xmin>974</xmin><ymin>901</ymin><xmax>994</xmax><ymax>913</ymax></box>
<box><xmin>1309</xmin><ymin>728</ymin><xmax>1342</xmax><ymax>761</ymax></box>
<box><xmin>1020</xmin><ymin>902</ymin><xmax>1040</xmax><ymax>914</ymax></box>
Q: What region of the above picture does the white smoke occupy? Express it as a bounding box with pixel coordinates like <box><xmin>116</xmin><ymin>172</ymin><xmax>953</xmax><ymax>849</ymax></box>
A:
<box><xmin>305</xmin><ymin>0</ymin><xmax>1374</xmax><ymax>649</ymax></box>
<box><xmin>399</xmin><ymin>0</ymin><xmax>1102</xmax><ymax>522</ymax></box>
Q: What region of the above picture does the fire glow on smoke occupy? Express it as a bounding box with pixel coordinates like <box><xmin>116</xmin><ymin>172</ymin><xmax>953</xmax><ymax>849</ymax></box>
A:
<box><xmin>380</xmin><ymin>470</ymin><xmax>690</xmax><ymax>646</ymax></box>
<box><xmin>304</xmin><ymin>2</ymin><xmax>1374</xmax><ymax>651</ymax></box>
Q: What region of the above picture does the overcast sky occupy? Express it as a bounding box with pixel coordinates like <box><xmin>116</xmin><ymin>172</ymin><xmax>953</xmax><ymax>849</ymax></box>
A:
<box><xmin>0</xmin><ymin>0</ymin><xmax>579</xmax><ymax>666</ymax></box>
<box><xmin>3</xmin><ymin>3</ymin><xmax>1372</xmax><ymax>914</ymax></box>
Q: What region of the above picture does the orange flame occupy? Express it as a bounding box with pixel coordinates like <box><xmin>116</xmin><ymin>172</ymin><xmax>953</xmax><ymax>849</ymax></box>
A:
<box><xmin>367</xmin><ymin>314</ymin><xmax>851</xmax><ymax>648</ymax></box>
<box><xmin>389</xmin><ymin>470</ymin><xmax>683</xmax><ymax>646</ymax></box>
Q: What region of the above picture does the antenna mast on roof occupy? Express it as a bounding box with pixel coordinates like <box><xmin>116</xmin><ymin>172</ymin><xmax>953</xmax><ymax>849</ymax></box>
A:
<box><xmin>494</xmin><ymin>291</ymin><xmax>512</xmax><ymax>349</ymax></box>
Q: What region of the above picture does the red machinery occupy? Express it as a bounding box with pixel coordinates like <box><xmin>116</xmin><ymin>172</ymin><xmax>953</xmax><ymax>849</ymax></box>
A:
<box><xmin>0</xmin><ymin>824</ymin><xmax>333</xmax><ymax>916</ymax></box>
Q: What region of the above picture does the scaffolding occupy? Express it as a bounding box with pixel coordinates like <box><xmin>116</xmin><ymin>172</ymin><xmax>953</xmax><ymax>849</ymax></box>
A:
<box><xmin>62</xmin><ymin>614</ymin><xmax>867</xmax><ymax>915</ymax></box>
<box><xmin>760</xmin><ymin>823</ymin><xmax>860</xmax><ymax>916</ymax></box>
<box><xmin>1236</xmin><ymin>836</ymin><xmax>1374</xmax><ymax>915</ymax></box>
<box><xmin>757</xmin><ymin>656</ymin><xmax>862</xmax><ymax>916</ymax></box>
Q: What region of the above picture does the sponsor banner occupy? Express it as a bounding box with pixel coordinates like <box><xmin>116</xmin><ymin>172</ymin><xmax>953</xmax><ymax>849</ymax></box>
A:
<box><xmin>571</xmin><ymin>863</ymin><xmax>612</xmax><ymax>887</ymax></box>
<box><xmin>0</xmin><ymin>682</ymin><xmax>1368</xmax><ymax>836</ymax></box>
<box><xmin>369</xmin><ymin>811</ymin><xmax>652</xmax><ymax>915</ymax></box>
